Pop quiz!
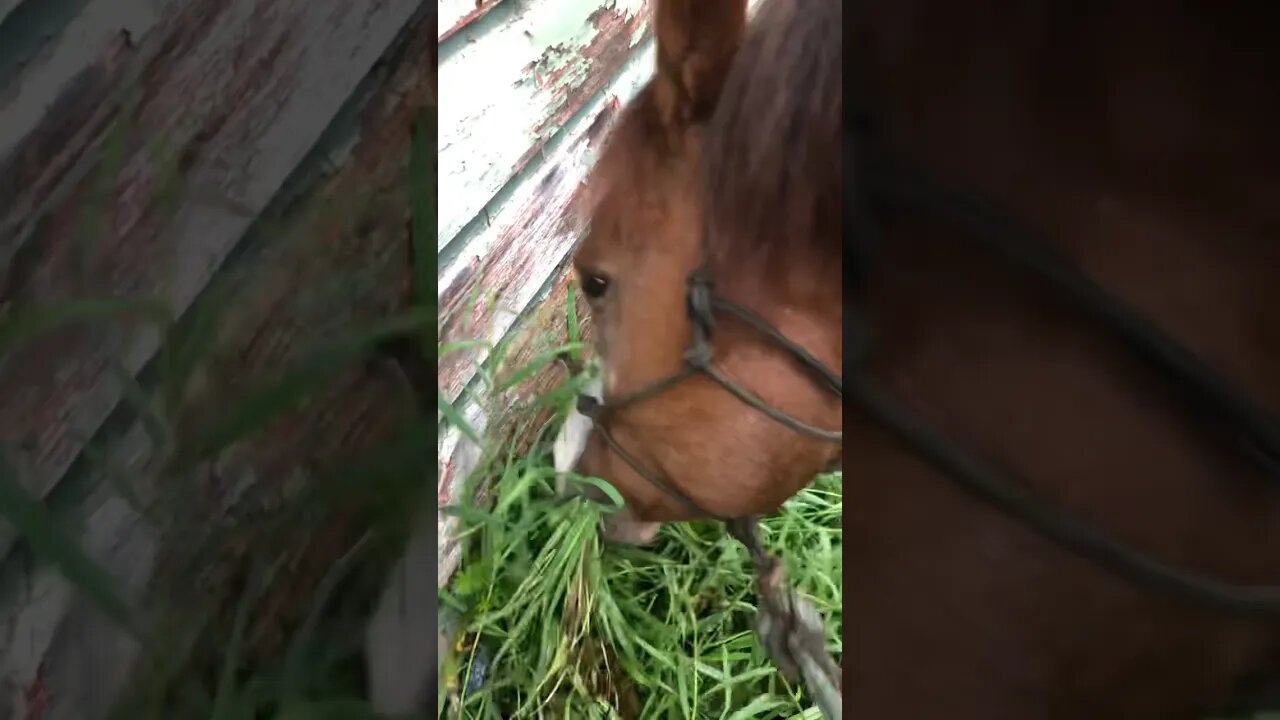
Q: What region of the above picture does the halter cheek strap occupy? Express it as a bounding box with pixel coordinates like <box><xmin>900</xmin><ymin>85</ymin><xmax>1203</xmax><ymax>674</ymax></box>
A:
<box><xmin>574</xmin><ymin>267</ymin><xmax>842</xmax><ymax>518</ymax></box>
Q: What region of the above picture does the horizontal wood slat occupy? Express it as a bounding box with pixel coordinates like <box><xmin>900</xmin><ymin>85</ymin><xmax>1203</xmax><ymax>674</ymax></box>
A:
<box><xmin>0</xmin><ymin>0</ymin><xmax>425</xmax><ymax>559</ymax></box>
<box><xmin>0</xmin><ymin>7</ymin><xmax>435</xmax><ymax>716</ymax></box>
<box><xmin>437</xmin><ymin>42</ymin><xmax>652</xmax><ymax>409</ymax></box>
<box><xmin>438</xmin><ymin>0</ymin><xmax>504</xmax><ymax>41</ymax></box>
<box><xmin>436</xmin><ymin>0</ymin><xmax>650</xmax><ymax>251</ymax></box>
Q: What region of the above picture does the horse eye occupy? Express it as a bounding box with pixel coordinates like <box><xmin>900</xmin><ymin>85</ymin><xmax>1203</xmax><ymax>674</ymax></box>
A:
<box><xmin>581</xmin><ymin>273</ymin><xmax>610</xmax><ymax>299</ymax></box>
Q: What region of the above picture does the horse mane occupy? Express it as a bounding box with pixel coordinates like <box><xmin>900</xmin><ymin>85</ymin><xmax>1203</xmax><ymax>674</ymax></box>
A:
<box><xmin>701</xmin><ymin>0</ymin><xmax>842</xmax><ymax>297</ymax></box>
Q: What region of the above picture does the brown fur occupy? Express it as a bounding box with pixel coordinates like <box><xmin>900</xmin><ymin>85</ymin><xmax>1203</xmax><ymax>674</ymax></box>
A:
<box><xmin>571</xmin><ymin>0</ymin><xmax>841</xmax><ymax>527</ymax></box>
<box><xmin>846</xmin><ymin>1</ymin><xmax>1280</xmax><ymax>717</ymax></box>
<box><xmin>701</xmin><ymin>0</ymin><xmax>841</xmax><ymax>300</ymax></box>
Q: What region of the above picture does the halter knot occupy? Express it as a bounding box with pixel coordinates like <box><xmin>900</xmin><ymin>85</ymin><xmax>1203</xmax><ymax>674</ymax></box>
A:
<box><xmin>685</xmin><ymin>268</ymin><xmax>716</xmax><ymax>337</ymax></box>
<box><xmin>683</xmin><ymin>341</ymin><xmax>713</xmax><ymax>369</ymax></box>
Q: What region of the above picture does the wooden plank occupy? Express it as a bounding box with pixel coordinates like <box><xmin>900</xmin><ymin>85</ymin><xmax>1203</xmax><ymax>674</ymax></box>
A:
<box><xmin>0</xmin><ymin>0</ymin><xmax>425</xmax><ymax>559</ymax></box>
<box><xmin>436</xmin><ymin>266</ymin><xmax>592</xmax><ymax>588</ymax></box>
<box><xmin>436</xmin><ymin>0</ymin><xmax>651</xmax><ymax>251</ymax></box>
<box><xmin>0</xmin><ymin>0</ymin><xmax>25</xmax><ymax>26</ymax></box>
<box><xmin>0</xmin><ymin>0</ymin><xmax>176</xmax><ymax>267</ymax></box>
<box><xmin>438</xmin><ymin>0</ymin><xmax>504</xmax><ymax>42</ymax></box>
<box><xmin>432</xmin><ymin>40</ymin><xmax>653</xmax><ymax>586</ymax></box>
<box><xmin>437</xmin><ymin>39</ymin><xmax>653</xmax><ymax>408</ymax></box>
<box><xmin>0</xmin><ymin>10</ymin><xmax>436</xmax><ymax>715</ymax></box>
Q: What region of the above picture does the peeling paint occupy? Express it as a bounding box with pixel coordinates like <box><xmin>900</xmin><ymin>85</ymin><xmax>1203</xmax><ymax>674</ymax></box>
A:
<box><xmin>432</xmin><ymin>10</ymin><xmax>657</xmax><ymax>596</ymax></box>
<box><xmin>0</xmin><ymin>0</ymin><xmax>161</xmax><ymax>163</ymax></box>
<box><xmin>518</xmin><ymin>5</ymin><xmax>647</xmax><ymax>171</ymax></box>
<box><xmin>438</xmin><ymin>0</ymin><xmax>503</xmax><ymax>42</ymax></box>
<box><xmin>0</xmin><ymin>0</ymin><xmax>424</xmax><ymax>558</ymax></box>
<box><xmin>437</xmin><ymin>39</ymin><xmax>654</xmax><ymax>409</ymax></box>
<box><xmin>436</xmin><ymin>0</ymin><xmax>651</xmax><ymax>249</ymax></box>
<box><xmin>0</xmin><ymin>6</ymin><xmax>436</xmax><ymax>717</ymax></box>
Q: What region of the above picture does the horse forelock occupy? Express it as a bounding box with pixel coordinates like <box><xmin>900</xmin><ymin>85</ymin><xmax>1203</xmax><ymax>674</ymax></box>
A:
<box><xmin>701</xmin><ymin>0</ymin><xmax>842</xmax><ymax>297</ymax></box>
<box><xmin>584</xmin><ymin>0</ymin><xmax>843</xmax><ymax>293</ymax></box>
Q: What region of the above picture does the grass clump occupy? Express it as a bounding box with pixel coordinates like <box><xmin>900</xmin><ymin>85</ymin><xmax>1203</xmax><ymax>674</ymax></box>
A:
<box><xmin>439</xmin><ymin>417</ymin><xmax>843</xmax><ymax>719</ymax></box>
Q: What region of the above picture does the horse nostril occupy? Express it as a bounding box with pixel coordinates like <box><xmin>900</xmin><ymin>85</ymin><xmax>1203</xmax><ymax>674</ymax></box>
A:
<box><xmin>576</xmin><ymin>395</ymin><xmax>602</xmax><ymax>417</ymax></box>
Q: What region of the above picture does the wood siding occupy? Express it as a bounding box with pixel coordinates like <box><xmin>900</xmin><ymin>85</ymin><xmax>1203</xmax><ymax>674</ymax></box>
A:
<box><xmin>434</xmin><ymin>0</ymin><xmax>654</xmax><ymax>589</ymax></box>
<box><xmin>0</xmin><ymin>1</ymin><xmax>433</xmax><ymax>716</ymax></box>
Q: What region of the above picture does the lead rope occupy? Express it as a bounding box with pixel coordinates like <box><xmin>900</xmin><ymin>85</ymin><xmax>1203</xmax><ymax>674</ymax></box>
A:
<box><xmin>687</xmin><ymin>271</ymin><xmax>844</xmax><ymax>714</ymax></box>
<box><xmin>728</xmin><ymin>517</ymin><xmax>843</xmax><ymax>719</ymax></box>
<box><xmin>689</xmin><ymin>275</ymin><xmax>843</xmax><ymax>715</ymax></box>
<box><xmin>575</xmin><ymin>387</ymin><xmax>845</xmax><ymax>714</ymax></box>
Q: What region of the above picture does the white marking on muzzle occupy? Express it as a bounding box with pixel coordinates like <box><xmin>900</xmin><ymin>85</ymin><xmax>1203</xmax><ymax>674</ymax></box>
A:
<box><xmin>553</xmin><ymin>360</ymin><xmax>604</xmax><ymax>493</ymax></box>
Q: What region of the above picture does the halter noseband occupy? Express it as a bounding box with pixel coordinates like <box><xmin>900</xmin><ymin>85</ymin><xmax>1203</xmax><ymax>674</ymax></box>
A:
<box><xmin>573</xmin><ymin>264</ymin><xmax>843</xmax><ymax>520</ymax></box>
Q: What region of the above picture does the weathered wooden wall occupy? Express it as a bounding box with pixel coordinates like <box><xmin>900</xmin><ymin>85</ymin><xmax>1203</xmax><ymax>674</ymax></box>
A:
<box><xmin>0</xmin><ymin>0</ymin><xmax>434</xmax><ymax>716</ymax></box>
<box><xmin>435</xmin><ymin>0</ymin><xmax>657</xmax><ymax>585</ymax></box>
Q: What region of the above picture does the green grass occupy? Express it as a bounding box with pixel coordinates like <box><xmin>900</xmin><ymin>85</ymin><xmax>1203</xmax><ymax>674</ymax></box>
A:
<box><xmin>438</xmin><ymin>413</ymin><xmax>843</xmax><ymax>719</ymax></box>
<box><xmin>434</xmin><ymin>270</ymin><xmax>842</xmax><ymax>718</ymax></box>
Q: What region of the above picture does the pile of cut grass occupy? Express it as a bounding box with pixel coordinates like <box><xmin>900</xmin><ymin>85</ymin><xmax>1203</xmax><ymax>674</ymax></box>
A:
<box><xmin>439</xmin><ymin>418</ymin><xmax>843</xmax><ymax>719</ymax></box>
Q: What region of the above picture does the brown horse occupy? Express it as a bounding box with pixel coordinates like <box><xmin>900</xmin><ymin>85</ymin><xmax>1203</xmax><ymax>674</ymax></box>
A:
<box><xmin>578</xmin><ymin>0</ymin><xmax>1280</xmax><ymax>717</ymax></box>
<box><xmin>570</xmin><ymin>0</ymin><xmax>841</xmax><ymax>544</ymax></box>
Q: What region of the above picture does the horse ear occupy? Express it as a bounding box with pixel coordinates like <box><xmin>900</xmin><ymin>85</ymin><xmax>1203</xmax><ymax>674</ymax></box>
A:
<box><xmin>651</xmin><ymin>0</ymin><xmax>747</xmax><ymax>128</ymax></box>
